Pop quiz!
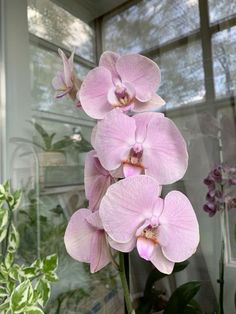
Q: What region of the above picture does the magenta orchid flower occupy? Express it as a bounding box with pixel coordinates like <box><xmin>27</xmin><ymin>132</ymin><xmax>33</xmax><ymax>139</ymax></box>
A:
<box><xmin>93</xmin><ymin>109</ymin><xmax>188</xmax><ymax>184</ymax></box>
<box><xmin>79</xmin><ymin>51</ymin><xmax>165</xmax><ymax>119</ymax></box>
<box><xmin>64</xmin><ymin>209</ymin><xmax>111</xmax><ymax>273</ymax></box>
<box><xmin>52</xmin><ymin>49</ymin><xmax>81</xmax><ymax>105</ymax></box>
<box><xmin>100</xmin><ymin>175</ymin><xmax>199</xmax><ymax>274</ymax></box>
<box><xmin>85</xmin><ymin>150</ymin><xmax>114</xmax><ymax>211</ymax></box>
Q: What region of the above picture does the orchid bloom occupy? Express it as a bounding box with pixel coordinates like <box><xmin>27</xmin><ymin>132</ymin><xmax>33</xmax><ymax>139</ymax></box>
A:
<box><xmin>85</xmin><ymin>150</ymin><xmax>114</xmax><ymax>211</ymax></box>
<box><xmin>79</xmin><ymin>51</ymin><xmax>165</xmax><ymax>119</ymax></box>
<box><xmin>64</xmin><ymin>209</ymin><xmax>111</xmax><ymax>273</ymax></box>
<box><xmin>52</xmin><ymin>49</ymin><xmax>81</xmax><ymax>105</ymax></box>
<box><xmin>94</xmin><ymin>109</ymin><xmax>188</xmax><ymax>184</ymax></box>
<box><xmin>100</xmin><ymin>175</ymin><xmax>199</xmax><ymax>274</ymax></box>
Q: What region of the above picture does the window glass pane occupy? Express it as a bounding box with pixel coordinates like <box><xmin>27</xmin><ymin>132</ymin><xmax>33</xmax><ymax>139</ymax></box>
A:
<box><xmin>212</xmin><ymin>26</ymin><xmax>236</xmax><ymax>99</ymax></box>
<box><xmin>32</xmin><ymin>119</ymin><xmax>93</xmax><ymax>188</ymax></box>
<box><xmin>103</xmin><ymin>0</ymin><xmax>200</xmax><ymax>54</ymax></box>
<box><xmin>209</xmin><ymin>0</ymin><xmax>236</xmax><ymax>23</ymax></box>
<box><xmin>30</xmin><ymin>44</ymin><xmax>92</xmax><ymax>119</ymax></box>
<box><xmin>28</xmin><ymin>0</ymin><xmax>95</xmax><ymax>62</ymax></box>
<box><xmin>153</xmin><ymin>41</ymin><xmax>205</xmax><ymax>109</ymax></box>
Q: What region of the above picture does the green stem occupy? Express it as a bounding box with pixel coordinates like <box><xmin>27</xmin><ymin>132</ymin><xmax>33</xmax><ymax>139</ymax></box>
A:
<box><xmin>119</xmin><ymin>252</ymin><xmax>134</xmax><ymax>314</ymax></box>
<box><xmin>218</xmin><ymin>239</ymin><xmax>224</xmax><ymax>314</ymax></box>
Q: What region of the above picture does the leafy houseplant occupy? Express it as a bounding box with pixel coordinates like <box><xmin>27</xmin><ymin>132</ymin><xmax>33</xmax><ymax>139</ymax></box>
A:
<box><xmin>0</xmin><ymin>181</ymin><xmax>58</xmax><ymax>314</ymax></box>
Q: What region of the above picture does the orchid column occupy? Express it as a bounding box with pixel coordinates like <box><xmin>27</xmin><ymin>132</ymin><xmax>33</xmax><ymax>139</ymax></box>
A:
<box><xmin>53</xmin><ymin>50</ymin><xmax>200</xmax><ymax>314</ymax></box>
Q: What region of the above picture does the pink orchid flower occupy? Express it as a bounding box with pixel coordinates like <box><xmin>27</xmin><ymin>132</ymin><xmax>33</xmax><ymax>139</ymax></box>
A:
<box><xmin>64</xmin><ymin>209</ymin><xmax>111</xmax><ymax>273</ymax></box>
<box><xmin>52</xmin><ymin>49</ymin><xmax>81</xmax><ymax>105</ymax></box>
<box><xmin>85</xmin><ymin>150</ymin><xmax>114</xmax><ymax>211</ymax></box>
<box><xmin>79</xmin><ymin>51</ymin><xmax>165</xmax><ymax>119</ymax></box>
<box><xmin>100</xmin><ymin>175</ymin><xmax>199</xmax><ymax>274</ymax></box>
<box><xmin>93</xmin><ymin>109</ymin><xmax>188</xmax><ymax>184</ymax></box>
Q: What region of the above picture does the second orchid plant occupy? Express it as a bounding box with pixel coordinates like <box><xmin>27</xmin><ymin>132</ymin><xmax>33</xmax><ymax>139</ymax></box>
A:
<box><xmin>52</xmin><ymin>50</ymin><xmax>200</xmax><ymax>313</ymax></box>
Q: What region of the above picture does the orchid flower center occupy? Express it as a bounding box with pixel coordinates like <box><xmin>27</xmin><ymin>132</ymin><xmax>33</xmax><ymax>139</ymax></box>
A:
<box><xmin>113</xmin><ymin>84</ymin><xmax>134</xmax><ymax>108</ymax></box>
<box><xmin>140</xmin><ymin>225</ymin><xmax>159</xmax><ymax>245</ymax></box>
<box><xmin>123</xmin><ymin>144</ymin><xmax>144</xmax><ymax>168</ymax></box>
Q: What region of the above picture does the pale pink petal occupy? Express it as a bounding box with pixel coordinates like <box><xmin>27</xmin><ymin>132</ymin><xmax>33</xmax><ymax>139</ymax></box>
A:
<box><xmin>123</xmin><ymin>164</ymin><xmax>143</xmax><ymax>177</ymax></box>
<box><xmin>116</xmin><ymin>54</ymin><xmax>161</xmax><ymax>102</ymax></box>
<box><xmin>99</xmin><ymin>51</ymin><xmax>120</xmax><ymax>83</ymax></box>
<box><xmin>84</xmin><ymin>150</ymin><xmax>112</xmax><ymax>210</ymax></box>
<box><xmin>52</xmin><ymin>71</ymin><xmax>65</xmax><ymax>89</ymax></box>
<box><xmin>108</xmin><ymin>236</ymin><xmax>136</xmax><ymax>253</ymax></box>
<box><xmin>64</xmin><ymin>208</ymin><xmax>94</xmax><ymax>263</ymax></box>
<box><xmin>159</xmin><ymin>191</ymin><xmax>199</xmax><ymax>262</ymax></box>
<box><xmin>109</xmin><ymin>165</ymin><xmax>124</xmax><ymax>179</ymax></box>
<box><xmin>134</xmin><ymin>112</ymin><xmax>164</xmax><ymax>143</ymax></box>
<box><xmin>90</xmin><ymin>230</ymin><xmax>111</xmax><ymax>273</ymax></box>
<box><xmin>58</xmin><ymin>49</ymin><xmax>73</xmax><ymax>88</ymax></box>
<box><xmin>79</xmin><ymin>67</ymin><xmax>114</xmax><ymax>119</ymax></box>
<box><xmin>85</xmin><ymin>211</ymin><xmax>103</xmax><ymax>230</ymax></box>
<box><xmin>94</xmin><ymin>109</ymin><xmax>136</xmax><ymax>170</ymax></box>
<box><xmin>137</xmin><ymin>237</ymin><xmax>156</xmax><ymax>261</ymax></box>
<box><xmin>141</xmin><ymin>114</ymin><xmax>188</xmax><ymax>184</ymax></box>
<box><xmin>150</xmin><ymin>246</ymin><xmax>174</xmax><ymax>274</ymax></box>
<box><xmin>100</xmin><ymin>175</ymin><xmax>161</xmax><ymax>243</ymax></box>
<box><xmin>133</xmin><ymin>94</ymin><xmax>166</xmax><ymax>112</ymax></box>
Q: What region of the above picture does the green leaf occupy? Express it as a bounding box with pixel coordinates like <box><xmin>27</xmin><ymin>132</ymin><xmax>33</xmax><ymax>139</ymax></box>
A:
<box><xmin>8</xmin><ymin>264</ymin><xmax>23</xmax><ymax>281</ymax></box>
<box><xmin>3</xmin><ymin>181</ymin><xmax>10</xmax><ymax>193</ymax></box>
<box><xmin>0</xmin><ymin>299</ymin><xmax>10</xmax><ymax>311</ymax></box>
<box><xmin>5</xmin><ymin>253</ymin><xmax>14</xmax><ymax>269</ymax></box>
<box><xmin>0</xmin><ymin>207</ymin><xmax>8</xmax><ymax>243</ymax></box>
<box><xmin>51</xmin><ymin>138</ymin><xmax>72</xmax><ymax>151</ymax></box>
<box><xmin>234</xmin><ymin>291</ymin><xmax>236</xmax><ymax>310</ymax></box>
<box><xmin>42</xmin><ymin>254</ymin><xmax>58</xmax><ymax>273</ymax></box>
<box><xmin>144</xmin><ymin>260</ymin><xmax>189</xmax><ymax>299</ymax></box>
<box><xmin>12</xmin><ymin>190</ymin><xmax>22</xmax><ymax>211</ymax></box>
<box><xmin>34</xmin><ymin>279</ymin><xmax>51</xmax><ymax>307</ymax></box>
<box><xmin>0</xmin><ymin>285</ymin><xmax>8</xmax><ymax>298</ymax></box>
<box><xmin>24</xmin><ymin>306</ymin><xmax>44</xmax><ymax>314</ymax></box>
<box><xmin>183</xmin><ymin>299</ymin><xmax>203</xmax><ymax>314</ymax></box>
<box><xmin>22</xmin><ymin>266</ymin><xmax>38</xmax><ymax>279</ymax></box>
<box><xmin>163</xmin><ymin>281</ymin><xmax>201</xmax><ymax>314</ymax></box>
<box><xmin>10</xmin><ymin>280</ymin><xmax>33</xmax><ymax>312</ymax></box>
<box><xmin>44</xmin><ymin>271</ymin><xmax>58</xmax><ymax>282</ymax></box>
<box><xmin>7</xmin><ymin>224</ymin><xmax>20</xmax><ymax>252</ymax></box>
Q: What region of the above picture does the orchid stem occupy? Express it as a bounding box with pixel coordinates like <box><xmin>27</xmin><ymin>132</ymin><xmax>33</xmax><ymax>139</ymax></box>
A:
<box><xmin>119</xmin><ymin>252</ymin><xmax>134</xmax><ymax>314</ymax></box>
<box><xmin>218</xmin><ymin>239</ymin><xmax>224</xmax><ymax>314</ymax></box>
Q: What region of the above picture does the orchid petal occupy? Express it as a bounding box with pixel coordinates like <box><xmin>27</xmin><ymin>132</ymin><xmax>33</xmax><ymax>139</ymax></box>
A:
<box><xmin>134</xmin><ymin>112</ymin><xmax>164</xmax><ymax>143</ymax></box>
<box><xmin>150</xmin><ymin>246</ymin><xmax>175</xmax><ymax>274</ymax></box>
<box><xmin>108</xmin><ymin>236</ymin><xmax>136</xmax><ymax>253</ymax></box>
<box><xmin>85</xmin><ymin>150</ymin><xmax>112</xmax><ymax>210</ymax></box>
<box><xmin>133</xmin><ymin>94</ymin><xmax>166</xmax><ymax>112</ymax></box>
<box><xmin>58</xmin><ymin>48</ymin><xmax>73</xmax><ymax>88</ymax></box>
<box><xmin>94</xmin><ymin>109</ymin><xmax>136</xmax><ymax>170</ymax></box>
<box><xmin>85</xmin><ymin>211</ymin><xmax>103</xmax><ymax>230</ymax></box>
<box><xmin>90</xmin><ymin>230</ymin><xmax>111</xmax><ymax>273</ymax></box>
<box><xmin>64</xmin><ymin>208</ymin><xmax>94</xmax><ymax>263</ymax></box>
<box><xmin>159</xmin><ymin>191</ymin><xmax>199</xmax><ymax>262</ymax></box>
<box><xmin>123</xmin><ymin>164</ymin><xmax>143</xmax><ymax>177</ymax></box>
<box><xmin>116</xmin><ymin>54</ymin><xmax>161</xmax><ymax>102</ymax></box>
<box><xmin>79</xmin><ymin>67</ymin><xmax>114</xmax><ymax>119</ymax></box>
<box><xmin>100</xmin><ymin>175</ymin><xmax>161</xmax><ymax>243</ymax></box>
<box><xmin>99</xmin><ymin>51</ymin><xmax>120</xmax><ymax>83</ymax></box>
<box><xmin>140</xmin><ymin>114</ymin><xmax>188</xmax><ymax>184</ymax></box>
<box><xmin>137</xmin><ymin>237</ymin><xmax>156</xmax><ymax>261</ymax></box>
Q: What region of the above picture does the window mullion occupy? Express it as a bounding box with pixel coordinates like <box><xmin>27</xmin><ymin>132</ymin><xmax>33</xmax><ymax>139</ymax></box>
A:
<box><xmin>199</xmin><ymin>0</ymin><xmax>215</xmax><ymax>103</ymax></box>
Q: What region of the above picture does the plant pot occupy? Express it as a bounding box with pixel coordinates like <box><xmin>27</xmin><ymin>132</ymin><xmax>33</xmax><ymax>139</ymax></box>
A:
<box><xmin>37</xmin><ymin>152</ymin><xmax>66</xmax><ymax>186</ymax></box>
